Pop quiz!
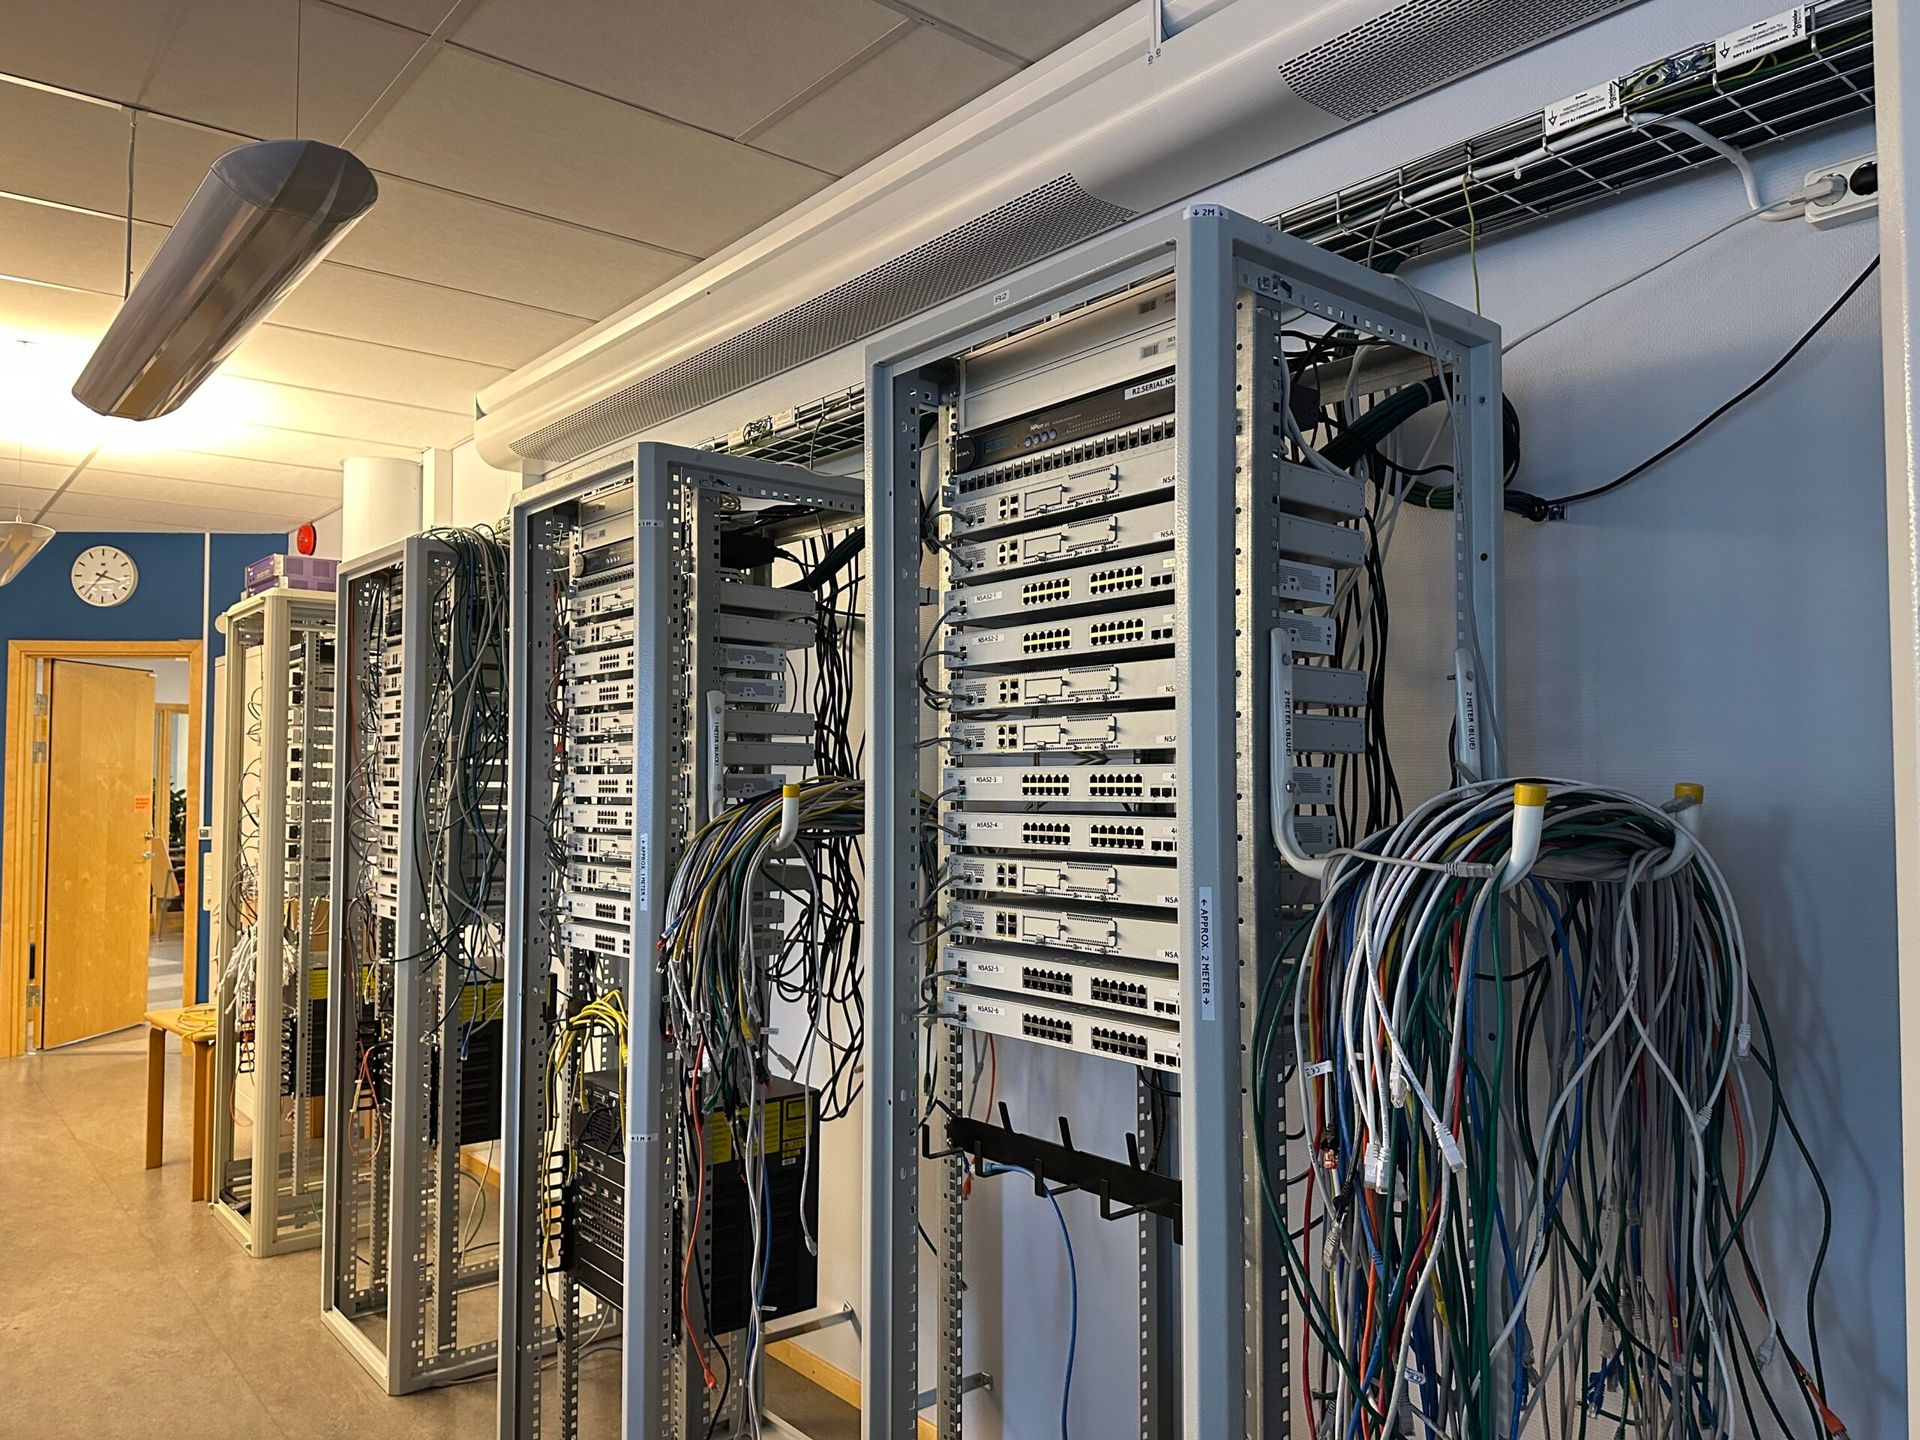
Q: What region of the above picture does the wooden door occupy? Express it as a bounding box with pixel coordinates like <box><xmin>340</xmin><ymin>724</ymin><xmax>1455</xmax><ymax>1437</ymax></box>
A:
<box><xmin>40</xmin><ymin>660</ymin><xmax>155</xmax><ymax>1047</ymax></box>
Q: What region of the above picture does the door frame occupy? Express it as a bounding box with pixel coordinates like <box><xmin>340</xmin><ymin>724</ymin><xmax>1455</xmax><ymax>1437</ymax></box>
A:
<box><xmin>1</xmin><ymin>640</ymin><xmax>204</xmax><ymax>1056</ymax></box>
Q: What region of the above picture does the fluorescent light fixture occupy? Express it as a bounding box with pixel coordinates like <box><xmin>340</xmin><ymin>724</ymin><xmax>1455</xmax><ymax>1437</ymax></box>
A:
<box><xmin>73</xmin><ymin>139</ymin><xmax>377</xmax><ymax>421</ymax></box>
<box><xmin>0</xmin><ymin>517</ymin><xmax>54</xmax><ymax>585</ymax></box>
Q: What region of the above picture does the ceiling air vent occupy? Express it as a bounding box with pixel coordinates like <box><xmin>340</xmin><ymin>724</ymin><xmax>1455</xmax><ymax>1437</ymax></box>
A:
<box><xmin>1281</xmin><ymin>0</ymin><xmax>1635</xmax><ymax>123</ymax></box>
<box><xmin>510</xmin><ymin>176</ymin><xmax>1135</xmax><ymax>466</ymax></box>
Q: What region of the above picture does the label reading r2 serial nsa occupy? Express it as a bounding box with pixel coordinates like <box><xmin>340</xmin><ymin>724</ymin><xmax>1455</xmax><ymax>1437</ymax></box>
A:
<box><xmin>1123</xmin><ymin>375</ymin><xmax>1175</xmax><ymax>403</ymax></box>
<box><xmin>1196</xmin><ymin>886</ymin><xmax>1216</xmax><ymax>1020</ymax></box>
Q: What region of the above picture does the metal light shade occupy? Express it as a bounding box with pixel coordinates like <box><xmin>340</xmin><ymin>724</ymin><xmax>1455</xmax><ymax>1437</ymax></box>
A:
<box><xmin>0</xmin><ymin>519</ymin><xmax>55</xmax><ymax>585</ymax></box>
<box><xmin>73</xmin><ymin>139</ymin><xmax>378</xmax><ymax>420</ymax></box>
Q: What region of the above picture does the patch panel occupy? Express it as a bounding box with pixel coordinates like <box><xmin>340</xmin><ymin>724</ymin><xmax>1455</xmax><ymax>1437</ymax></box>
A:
<box><xmin>945</xmin><ymin>985</ymin><xmax>1181</xmax><ymax>1073</ymax></box>
<box><xmin>945</xmin><ymin>854</ymin><xmax>1179</xmax><ymax>908</ymax></box>
<box><xmin>948</xmin><ymin>658</ymin><xmax>1177</xmax><ymax>713</ymax></box>
<box><xmin>564</xmin><ymin>799</ymin><xmax>634</xmax><ymax>834</ymax></box>
<box><xmin>560</xmin><ymin>919</ymin><xmax>633</xmax><ymax>960</ymax></box>
<box><xmin>947</xmin><ymin>898</ymin><xmax>1181</xmax><ymax>962</ymax></box>
<box><xmin>563</xmin><ymin>641</ymin><xmax>635</xmax><ymax>679</ymax></box>
<box><xmin>946</xmin><ymin>809</ymin><xmax>1181</xmax><ymax>860</ymax></box>
<box><xmin>947</xmin><ymin>551</ymin><xmax>1178</xmax><ymax>626</ymax></box>
<box><xmin>950</xmin><ymin>604</ymin><xmax>1178</xmax><ymax>669</ymax></box>
<box><xmin>566</xmin><ymin>677</ymin><xmax>635</xmax><ymax>710</ymax></box>
<box><xmin>942</xmin><ymin>762</ymin><xmax>1179</xmax><ymax>805</ymax></box>
<box><xmin>943</xmin><ymin>436</ymin><xmax>1174</xmax><ymax>536</ymax></box>
<box><xmin>947</xmin><ymin>707</ymin><xmax>1177</xmax><ymax>755</ymax></box>
<box><xmin>944</xmin><ymin>945</ymin><xmax>1183</xmax><ymax>1019</ymax></box>
<box><xmin>564</xmin><ymin>891</ymin><xmax>632</xmax><ymax>926</ymax></box>
<box><xmin>947</xmin><ymin>498</ymin><xmax>1177</xmax><ymax>577</ymax></box>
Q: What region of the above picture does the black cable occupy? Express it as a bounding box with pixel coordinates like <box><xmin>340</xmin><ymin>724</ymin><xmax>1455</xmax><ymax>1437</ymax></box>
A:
<box><xmin>1540</xmin><ymin>255</ymin><xmax>1880</xmax><ymax>512</ymax></box>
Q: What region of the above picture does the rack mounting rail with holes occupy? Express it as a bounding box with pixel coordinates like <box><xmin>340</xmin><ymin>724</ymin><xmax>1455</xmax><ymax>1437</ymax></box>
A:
<box><xmin>322</xmin><ymin>529</ymin><xmax>510</xmax><ymax>1393</ymax></box>
<box><xmin>863</xmin><ymin>205</ymin><xmax>1505</xmax><ymax>1439</ymax></box>
<box><xmin>499</xmin><ymin>444</ymin><xmax>861</xmax><ymax>1440</ymax></box>
<box><xmin>209</xmin><ymin>586</ymin><xmax>337</xmax><ymax>1257</ymax></box>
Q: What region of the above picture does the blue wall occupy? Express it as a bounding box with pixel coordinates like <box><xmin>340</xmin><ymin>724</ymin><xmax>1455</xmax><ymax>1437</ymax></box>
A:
<box><xmin>0</xmin><ymin>530</ymin><xmax>284</xmax><ymax>1002</ymax></box>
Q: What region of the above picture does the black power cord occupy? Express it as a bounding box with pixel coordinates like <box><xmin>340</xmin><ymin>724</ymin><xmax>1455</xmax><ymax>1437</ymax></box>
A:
<box><xmin>1540</xmin><ymin>255</ymin><xmax>1880</xmax><ymax>513</ymax></box>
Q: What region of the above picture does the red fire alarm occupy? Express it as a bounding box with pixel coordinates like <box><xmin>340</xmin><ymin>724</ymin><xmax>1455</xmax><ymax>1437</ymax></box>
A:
<box><xmin>295</xmin><ymin>522</ymin><xmax>317</xmax><ymax>556</ymax></box>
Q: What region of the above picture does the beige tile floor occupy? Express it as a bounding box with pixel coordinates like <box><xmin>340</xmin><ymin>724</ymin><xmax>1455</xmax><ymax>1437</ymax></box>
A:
<box><xmin>0</xmin><ymin>1028</ymin><xmax>857</xmax><ymax>1439</ymax></box>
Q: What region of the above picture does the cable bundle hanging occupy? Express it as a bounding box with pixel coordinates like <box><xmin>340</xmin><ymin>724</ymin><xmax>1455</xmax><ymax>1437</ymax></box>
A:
<box><xmin>1259</xmin><ymin>780</ymin><xmax>1846</xmax><ymax>1440</ymax></box>
<box><xmin>658</xmin><ymin>778</ymin><xmax>863</xmax><ymax>1431</ymax></box>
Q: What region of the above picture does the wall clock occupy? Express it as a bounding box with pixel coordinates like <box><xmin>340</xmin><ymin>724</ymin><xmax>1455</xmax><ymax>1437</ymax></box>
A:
<box><xmin>70</xmin><ymin>544</ymin><xmax>138</xmax><ymax>607</ymax></box>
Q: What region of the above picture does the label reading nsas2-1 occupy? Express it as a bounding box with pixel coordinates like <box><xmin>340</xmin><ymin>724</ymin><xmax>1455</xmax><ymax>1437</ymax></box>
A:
<box><xmin>1123</xmin><ymin>375</ymin><xmax>1175</xmax><ymax>402</ymax></box>
<box><xmin>1196</xmin><ymin>885</ymin><xmax>1216</xmax><ymax>1020</ymax></box>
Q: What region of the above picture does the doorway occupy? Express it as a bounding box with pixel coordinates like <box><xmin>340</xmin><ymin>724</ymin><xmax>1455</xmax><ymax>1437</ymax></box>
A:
<box><xmin>1</xmin><ymin>640</ymin><xmax>204</xmax><ymax>1055</ymax></box>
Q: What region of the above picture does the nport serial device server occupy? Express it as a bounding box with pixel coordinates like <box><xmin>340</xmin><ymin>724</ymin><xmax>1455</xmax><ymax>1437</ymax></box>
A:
<box><xmin>863</xmin><ymin>206</ymin><xmax>1505</xmax><ymax>1439</ymax></box>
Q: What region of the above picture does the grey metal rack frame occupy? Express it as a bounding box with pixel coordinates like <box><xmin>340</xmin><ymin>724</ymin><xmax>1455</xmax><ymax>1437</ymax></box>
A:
<box><xmin>209</xmin><ymin>587</ymin><xmax>336</xmax><ymax>1257</ymax></box>
<box><xmin>499</xmin><ymin>443</ymin><xmax>862</xmax><ymax>1440</ymax></box>
<box><xmin>861</xmin><ymin>206</ymin><xmax>1506</xmax><ymax>1440</ymax></box>
<box><xmin>321</xmin><ymin>534</ymin><xmax>507</xmax><ymax>1393</ymax></box>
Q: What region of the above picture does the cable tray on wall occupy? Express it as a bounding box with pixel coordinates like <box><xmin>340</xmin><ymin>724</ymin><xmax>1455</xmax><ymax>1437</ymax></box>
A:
<box><xmin>1273</xmin><ymin>0</ymin><xmax>1873</xmax><ymax>269</ymax></box>
<box><xmin>688</xmin><ymin>1</ymin><xmax>1874</xmax><ymax>467</ymax></box>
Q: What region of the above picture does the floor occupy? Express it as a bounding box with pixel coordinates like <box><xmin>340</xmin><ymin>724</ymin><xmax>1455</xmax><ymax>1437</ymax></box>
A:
<box><xmin>0</xmin><ymin>1029</ymin><xmax>860</xmax><ymax>1439</ymax></box>
<box><xmin>148</xmin><ymin>929</ymin><xmax>183</xmax><ymax>1009</ymax></box>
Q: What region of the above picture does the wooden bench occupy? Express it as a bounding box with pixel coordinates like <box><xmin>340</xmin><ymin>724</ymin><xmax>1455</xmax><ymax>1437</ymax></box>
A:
<box><xmin>144</xmin><ymin>1005</ymin><xmax>217</xmax><ymax>1200</ymax></box>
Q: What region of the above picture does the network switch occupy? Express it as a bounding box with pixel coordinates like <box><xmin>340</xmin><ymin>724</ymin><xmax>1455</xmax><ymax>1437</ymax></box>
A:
<box><xmin>947</xmin><ymin>499</ymin><xmax>1177</xmax><ymax>577</ymax></box>
<box><xmin>942</xmin><ymin>762</ymin><xmax>1178</xmax><ymax>806</ymax></box>
<box><xmin>949</xmin><ymin>658</ymin><xmax>1177</xmax><ymax>713</ymax></box>
<box><xmin>946</xmin><ymin>809</ymin><xmax>1180</xmax><ymax>860</ymax></box>
<box><xmin>948</xmin><ymin>897</ymin><xmax>1180</xmax><ymax>961</ymax></box>
<box><xmin>948</xmin><ymin>551</ymin><xmax>1178</xmax><ymax>626</ymax></box>
<box><xmin>946</xmin><ymin>944</ymin><xmax>1182</xmax><ymax>1019</ymax></box>
<box><xmin>946</xmin><ymin>854</ymin><xmax>1179</xmax><ymax>908</ymax></box>
<box><xmin>945</xmin><ymin>984</ymin><xmax>1181</xmax><ymax>1072</ymax></box>
<box><xmin>950</xmin><ymin>605</ymin><xmax>1179</xmax><ymax>669</ymax></box>
<box><xmin>948</xmin><ymin>707</ymin><xmax>1178</xmax><ymax>755</ymax></box>
<box><xmin>944</xmin><ymin>436</ymin><xmax>1174</xmax><ymax>536</ymax></box>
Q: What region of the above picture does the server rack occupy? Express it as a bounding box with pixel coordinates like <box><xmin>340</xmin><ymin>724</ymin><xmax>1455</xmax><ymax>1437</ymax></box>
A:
<box><xmin>499</xmin><ymin>443</ymin><xmax>860</xmax><ymax>1440</ymax></box>
<box><xmin>209</xmin><ymin>587</ymin><xmax>336</xmax><ymax>1257</ymax></box>
<box><xmin>861</xmin><ymin>207</ymin><xmax>1506</xmax><ymax>1439</ymax></box>
<box><xmin>321</xmin><ymin>530</ymin><xmax>510</xmax><ymax>1392</ymax></box>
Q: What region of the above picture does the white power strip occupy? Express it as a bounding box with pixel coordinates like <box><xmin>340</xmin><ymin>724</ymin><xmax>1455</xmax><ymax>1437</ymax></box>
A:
<box><xmin>1804</xmin><ymin>152</ymin><xmax>1878</xmax><ymax>229</ymax></box>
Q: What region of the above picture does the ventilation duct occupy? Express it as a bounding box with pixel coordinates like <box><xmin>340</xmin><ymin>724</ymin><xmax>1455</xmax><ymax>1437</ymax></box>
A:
<box><xmin>477</xmin><ymin>0</ymin><xmax>1643</xmax><ymax>470</ymax></box>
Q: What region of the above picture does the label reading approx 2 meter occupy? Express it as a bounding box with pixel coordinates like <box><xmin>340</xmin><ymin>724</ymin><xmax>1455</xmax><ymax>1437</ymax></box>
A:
<box><xmin>635</xmin><ymin>832</ymin><xmax>650</xmax><ymax>910</ymax></box>
<box><xmin>1715</xmin><ymin>7</ymin><xmax>1805</xmax><ymax>72</ymax></box>
<box><xmin>1543</xmin><ymin>80</ymin><xmax>1621</xmax><ymax>138</ymax></box>
<box><xmin>1196</xmin><ymin>886</ymin><xmax>1216</xmax><ymax>1020</ymax></box>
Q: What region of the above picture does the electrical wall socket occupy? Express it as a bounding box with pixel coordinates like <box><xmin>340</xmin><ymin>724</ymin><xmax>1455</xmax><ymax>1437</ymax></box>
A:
<box><xmin>1804</xmin><ymin>152</ymin><xmax>1878</xmax><ymax>229</ymax></box>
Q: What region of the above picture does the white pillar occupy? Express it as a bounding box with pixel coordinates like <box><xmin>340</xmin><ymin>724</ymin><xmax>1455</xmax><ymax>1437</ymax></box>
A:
<box><xmin>341</xmin><ymin>456</ymin><xmax>421</xmax><ymax>559</ymax></box>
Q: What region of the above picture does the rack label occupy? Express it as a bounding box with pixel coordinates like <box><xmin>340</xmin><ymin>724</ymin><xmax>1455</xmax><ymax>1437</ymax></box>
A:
<box><xmin>1543</xmin><ymin>80</ymin><xmax>1621</xmax><ymax>138</ymax></box>
<box><xmin>1715</xmin><ymin>8</ymin><xmax>1805</xmax><ymax>72</ymax></box>
<box><xmin>1196</xmin><ymin>886</ymin><xmax>1216</xmax><ymax>1020</ymax></box>
<box><xmin>635</xmin><ymin>832</ymin><xmax>650</xmax><ymax>910</ymax></box>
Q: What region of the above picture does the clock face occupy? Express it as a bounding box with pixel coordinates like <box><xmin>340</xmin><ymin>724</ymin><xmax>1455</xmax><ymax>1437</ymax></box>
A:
<box><xmin>71</xmin><ymin>545</ymin><xmax>138</xmax><ymax>608</ymax></box>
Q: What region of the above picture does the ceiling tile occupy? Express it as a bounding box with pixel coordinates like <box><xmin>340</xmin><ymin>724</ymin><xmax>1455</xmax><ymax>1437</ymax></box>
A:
<box><xmin>294</xmin><ymin>3</ymin><xmax>429</xmax><ymax>144</ymax></box>
<box><xmin>229</xmin><ymin>323</ymin><xmax>506</xmax><ymax>414</ymax></box>
<box><xmin>0</xmin><ymin>276</ymin><xmax>120</xmax><ymax>343</ymax></box>
<box><xmin>753</xmin><ymin>24</ymin><xmax>1015</xmax><ymax>175</ymax></box>
<box><xmin>323</xmin><ymin>0</ymin><xmax>450</xmax><ymax>34</ymax></box>
<box><xmin>451</xmin><ymin>0</ymin><xmax>897</xmax><ymax>137</ymax></box>
<box><xmin>67</xmin><ymin>466</ymin><xmax>333</xmax><ymax>517</ymax></box>
<box><xmin>219</xmin><ymin>375</ymin><xmax>469</xmax><ymax>449</ymax></box>
<box><xmin>132</xmin><ymin>0</ymin><xmax>294</xmax><ymax>138</ymax></box>
<box><xmin>132</xmin><ymin>115</ymin><xmax>244</xmax><ymax>225</ymax></box>
<box><xmin>85</xmin><ymin>448</ymin><xmax>340</xmax><ymax>496</ymax></box>
<box><xmin>0</xmin><ymin>80</ymin><xmax>132</xmax><ymax>215</ymax></box>
<box><xmin>330</xmin><ymin>173</ymin><xmax>690</xmax><ymax>317</ymax></box>
<box><xmin>0</xmin><ymin>0</ymin><xmax>188</xmax><ymax>102</ymax></box>
<box><xmin>355</xmin><ymin>47</ymin><xmax>828</xmax><ymax>254</ymax></box>
<box><xmin>39</xmin><ymin>489</ymin><xmax>316</xmax><ymax>532</ymax></box>
<box><xmin>0</xmin><ymin>195</ymin><xmax>133</xmax><ymax>295</ymax></box>
<box><xmin>906</xmin><ymin>0</ymin><xmax>1132</xmax><ymax>61</ymax></box>
<box><xmin>268</xmin><ymin>259</ymin><xmax>588</xmax><ymax>368</ymax></box>
<box><xmin>176</xmin><ymin>426</ymin><xmax>410</xmax><ymax>478</ymax></box>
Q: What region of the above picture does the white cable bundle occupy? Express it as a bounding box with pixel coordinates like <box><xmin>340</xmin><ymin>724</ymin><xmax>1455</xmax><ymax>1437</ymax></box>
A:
<box><xmin>1260</xmin><ymin>779</ymin><xmax>1848</xmax><ymax>1440</ymax></box>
